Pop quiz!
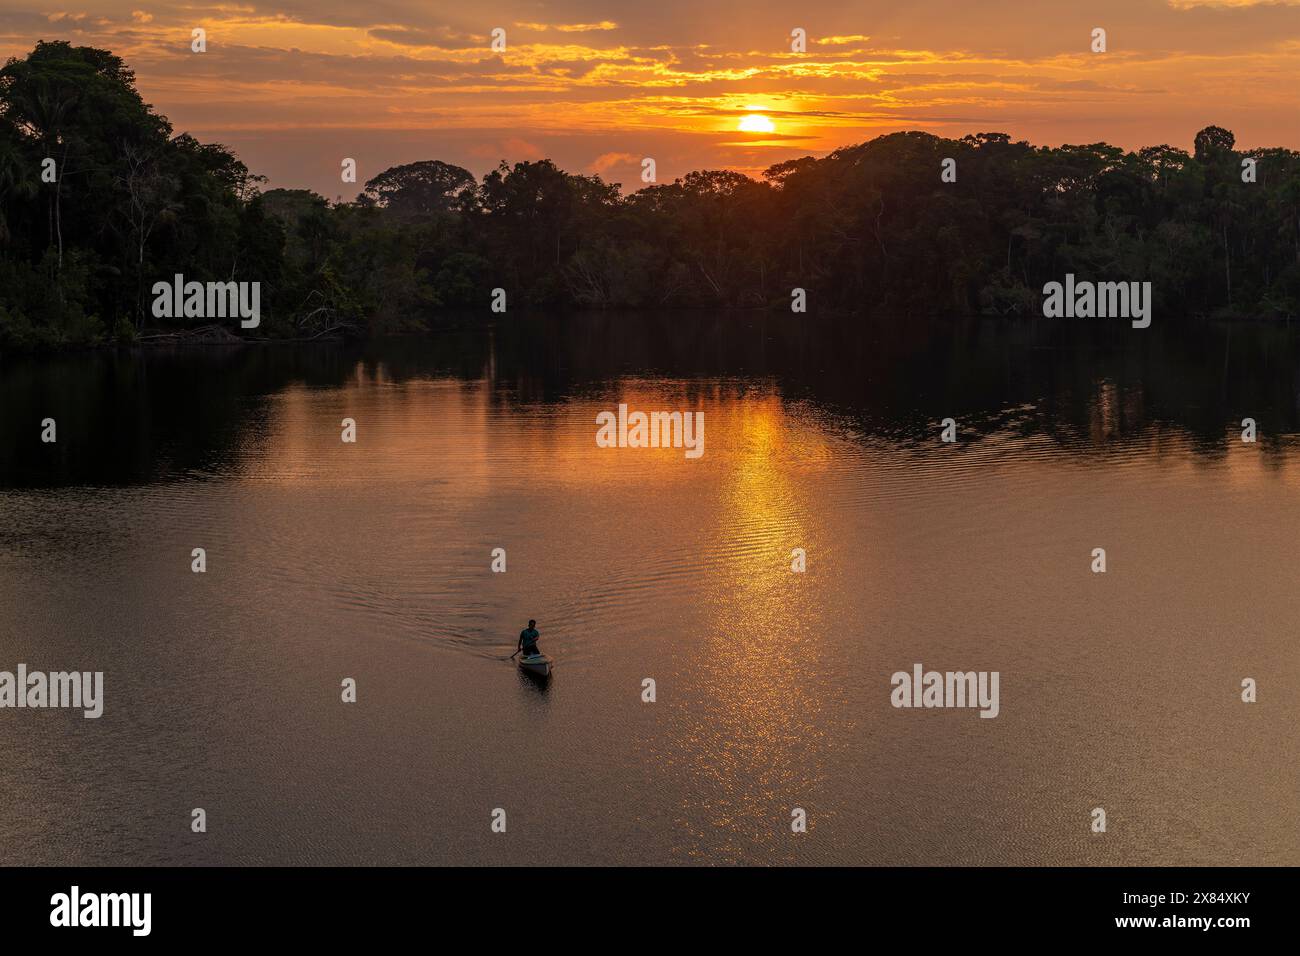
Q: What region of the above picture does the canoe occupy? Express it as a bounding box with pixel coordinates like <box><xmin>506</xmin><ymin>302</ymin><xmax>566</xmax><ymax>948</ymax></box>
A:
<box><xmin>518</xmin><ymin>653</ymin><xmax>553</xmax><ymax>677</ymax></box>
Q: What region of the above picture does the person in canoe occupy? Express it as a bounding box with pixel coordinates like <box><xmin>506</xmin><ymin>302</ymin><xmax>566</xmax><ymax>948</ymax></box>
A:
<box><xmin>518</xmin><ymin>619</ymin><xmax>541</xmax><ymax>658</ymax></box>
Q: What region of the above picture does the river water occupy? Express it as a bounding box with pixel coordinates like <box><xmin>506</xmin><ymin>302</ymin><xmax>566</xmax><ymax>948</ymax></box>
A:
<box><xmin>1</xmin><ymin>313</ymin><xmax>1297</xmax><ymax>865</ymax></box>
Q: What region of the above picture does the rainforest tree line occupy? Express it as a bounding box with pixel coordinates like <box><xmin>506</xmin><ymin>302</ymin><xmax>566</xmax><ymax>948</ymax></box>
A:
<box><xmin>3</xmin><ymin>41</ymin><xmax>1300</xmax><ymax>350</ymax></box>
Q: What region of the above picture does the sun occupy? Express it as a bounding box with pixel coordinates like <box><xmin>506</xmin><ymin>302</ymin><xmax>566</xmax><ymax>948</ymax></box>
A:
<box><xmin>738</xmin><ymin>113</ymin><xmax>776</xmax><ymax>133</ymax></box>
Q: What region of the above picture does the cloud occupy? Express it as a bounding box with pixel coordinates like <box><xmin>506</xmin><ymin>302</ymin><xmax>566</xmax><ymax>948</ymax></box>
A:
<box><xmin>516</xmin><ymin>22</ymin><xmax>619</xmax><ymax>33</ymax></box>
<box><xmin>1168</xmin><ymin>0</ymin><xmax>1300</xmax><ymax>6</ymax></box>
<box><xmin>816</xmin><ymin>35</ymin><xmax>872</xmax><ymax>46</ymax></box>
<box><xmin>0</xmin><ymin>0</ymin><xmax>1296</xmax><ymax>199</ymax></box>
<box><xmin>468</xmin><ymin>137</ymin><xmax>545</xmax><ymax>162</ymax></box>
<box><xmin>367</xmin><ymin>25</ymin><xmax>482</xmax><ymax>49</ymax></box>
<box><xmin>589</xmin><ymin>151</ymin><xmax>638</xmax><ymax>173</ymax></box>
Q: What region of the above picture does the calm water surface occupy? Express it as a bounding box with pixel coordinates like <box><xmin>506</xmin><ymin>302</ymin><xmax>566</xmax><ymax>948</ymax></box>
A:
<box><xmin>2</xmin><ymin>313</ymin><xmax>1298</xmax><ymax>865</ymax></box>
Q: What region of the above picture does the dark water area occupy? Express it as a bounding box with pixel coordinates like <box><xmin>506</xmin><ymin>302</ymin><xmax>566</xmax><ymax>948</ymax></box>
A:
<box><xmin>4</xmin><ymin>313</ymin><xmax>1300</xmax><ymax>487</ymax></box>
<box><xmin>2</xmin><ymin>313</ymin><xmax>1298</xmax><ymax>865</ymax></box>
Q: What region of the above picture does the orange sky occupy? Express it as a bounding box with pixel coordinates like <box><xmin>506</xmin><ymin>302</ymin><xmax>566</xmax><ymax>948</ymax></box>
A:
<box><xmin>3</xmin><ymin>2</ymin><xmax>1299</xmax><ymax>197</ymax></box>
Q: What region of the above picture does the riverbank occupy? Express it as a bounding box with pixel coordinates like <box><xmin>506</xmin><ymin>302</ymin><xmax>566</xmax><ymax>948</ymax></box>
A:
<box><xmin>6</xmin><ymin>304</ymin><xmax>1300</xmax><ymax>358</ymax></box>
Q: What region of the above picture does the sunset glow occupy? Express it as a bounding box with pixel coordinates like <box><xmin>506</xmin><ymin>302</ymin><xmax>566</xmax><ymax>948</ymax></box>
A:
<box><xmin>738</xmin><ymin>114</ymin><xmax>776</xmax><ymax>134</ymax></box>
<box><xmin>0</xmin><ymin>2</ymin><xmax>1297</xmax><ymax>196</ymax></box>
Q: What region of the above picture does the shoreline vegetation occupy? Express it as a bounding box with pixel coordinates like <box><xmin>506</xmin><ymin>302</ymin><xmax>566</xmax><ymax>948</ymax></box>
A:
<box><xmin>4</xmin><ymin>41</ymin><xmax>1300</xmax><ymax>355</ymax></box>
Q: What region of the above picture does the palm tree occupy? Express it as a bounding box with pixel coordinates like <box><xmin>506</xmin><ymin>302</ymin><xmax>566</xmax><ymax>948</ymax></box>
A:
<box><xmin>0</xmin><ymin>133</ymin><xmax>38</xmax><ymax>245</ymax></box>
<box><xmin>1</xmin><ymin>66</ymin><xmax>79</xmax><ymax>271</ymax></box>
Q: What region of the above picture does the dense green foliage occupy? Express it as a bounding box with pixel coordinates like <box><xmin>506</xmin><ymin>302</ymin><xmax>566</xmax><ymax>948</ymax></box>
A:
<box><xmin>3</xmin><ymin>42</ymin><xmax>1300</xmax><ymax>351</ymax></box>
